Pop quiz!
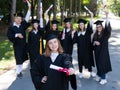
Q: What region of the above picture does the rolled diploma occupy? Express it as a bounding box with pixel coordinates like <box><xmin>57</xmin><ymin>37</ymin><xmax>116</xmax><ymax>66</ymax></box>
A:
<box><xmin>50</xmin><ymin>64</ymin><xmax>63</xmax><ymax>70</ymax></box>
<box><xmin>45</xmin><ymin>4</ymin><xmax>53</xmax><ymax>14</ymax></box>
<box><xmin>50</xmin><ymin>64</ymin><xmax>69</xmax><ymax>75</ymax></box>
<box><xmin>84</xmin><ymin>6</ymin><xmax>92</xmax><ymax>14</ymax></box>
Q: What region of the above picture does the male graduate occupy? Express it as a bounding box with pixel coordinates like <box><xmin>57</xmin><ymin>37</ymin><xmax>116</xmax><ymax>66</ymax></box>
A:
<box><xmin>7</xmin><ymin>1</ymin><xmax>31</xmax><ymax>79</ymax></box>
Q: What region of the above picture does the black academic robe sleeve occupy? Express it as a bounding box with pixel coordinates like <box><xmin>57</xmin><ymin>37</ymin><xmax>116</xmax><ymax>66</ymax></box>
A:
<box><xmin>62</xmin><ymin>54</ymin><xmax>73</xmax><ymax>68</ymax></box>
<box><xmin>21</xmin><ymin>20</ymin><xmax>30</xmax><ymax>30</ymax></box>
<box><xmin>62</xmin><ymin>54</ymin><xmax>77</xmax><ymax>90</ymax></box>
<box><xmin>104</xmin><ymin>21</ymin><xmax>111</xmax><ymax>39</ymax></box>
<box><xmin>72</xmin><ymin>31</ymin><xmax>78</xmax><ymax>44</ymax></box>
<box><xmin>7</xmin><ymin>25</ymin><xmax>16</xmax><ymax>43</ymax></box>
<box><xmin>45</xmin><ymin>21</ymin><xmax>50</xmax><ymax>32</ymax></box>
<box><xmin>30</xmin><ymin>55</ymin><xmax>45</xmax><ymax>90</ymax></box>
<box><xmin>86</xmin><ymin>22</ymin><xmax>93</xmax><ymax>34</ymax></box>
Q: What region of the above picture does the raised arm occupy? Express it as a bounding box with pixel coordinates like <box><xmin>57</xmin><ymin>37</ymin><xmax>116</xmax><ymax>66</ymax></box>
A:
<box><xmin>84</xmin><ymin>6</ymin><xmax>93</xmax><ymax>33</ymax></box>
<box><xmin>39</xmin><ymin>2</ymin><xmax>44</xmax><ymax>28</ymax></box>
<box><xmin>104</xmin><ymin>10</ymin><xmax>111</xmax><ymax>38</ymax></box>
<box><xmin>25</xmin><ymin>0</ymin><xmax>31</xmax><ymax>22</ymax></box>
<box><xmin>86</xmin><ymin>11</ymin><xmax>93</xmax><ymax>34</ymax></box>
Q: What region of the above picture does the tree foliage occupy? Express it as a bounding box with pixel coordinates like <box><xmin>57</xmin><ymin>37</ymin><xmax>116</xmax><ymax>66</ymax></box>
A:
<box><xmin>1</xmin><ymin>0</ymin><xmax>120</xmax><ymax>24</ymax></box>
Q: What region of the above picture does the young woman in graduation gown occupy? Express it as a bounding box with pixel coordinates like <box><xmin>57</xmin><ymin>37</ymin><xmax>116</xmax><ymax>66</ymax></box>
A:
<box><xmin>28</xmin><ymin>9</ymin><xmax>44</xmax><ymax>67</ymax></box>
<box><xmin>72</xmin><ymin>13</ymin><xmax>95</xmax><ymax>78</ymax></box>
<box><xmin>44</xmin><ymin>12</ymin><xmax>61</xmax><ymax>40</ymax></box>
<box><xmin>93</xmin><ymin>11</ymin><xmax>112</xmax><ymax>85</ymax></box>
<box><xmin>7</xmin><ymin>2</ymin><xmax>31</xmax><ymax>79</ymax></box>
<box><xmin>30</xmin><ymin>34</ymin><xmax>76</xmax><ymax>90</ymax></box>
<box><xmin>60</xmin><ymin>18</ymin><xmax>74</xmax><ymax>56</ymax></box>
<box><xmin>28</xmin><ymin>19</ymin><xmax>44</xmax><ymax>67</ymax></box>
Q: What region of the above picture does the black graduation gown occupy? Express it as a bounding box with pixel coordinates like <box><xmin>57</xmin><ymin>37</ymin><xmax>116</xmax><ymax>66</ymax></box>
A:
<box><xmin>30</xmin><ymin>55</ymin><xmax>45</xmax><ymax>90</ymax></box>
<box><xmin>7</xmin><ymin>20</ymin><xmax>29</xmax><ymax>64</ymax></box>
<box><xmin>31</xmin><ymin>53</ymin><xmax>75</xmax><ymax>90</ymax></box>
<box><xmin>28</xmin><ymin>28</ymin><xmax>44</xmax><ymax>67</ymax></box>
<box><xmin>44</xmin><ymin>54</ymin><xmax>75</xmax><ymax>90</ymax></box>
<box><xmin>93</xmin><ymin>22</ymin><xmax>112</xmax><ymax>74</ymax></box>
<box><xmin>73</xmin><ymin>23</ymin><xmax>94</xmax><ymax>71</ymax></box>
<box><xmin>61</xmin><ymin>29</ymin><xmax>73</xmax><ymax>55</ymax></box>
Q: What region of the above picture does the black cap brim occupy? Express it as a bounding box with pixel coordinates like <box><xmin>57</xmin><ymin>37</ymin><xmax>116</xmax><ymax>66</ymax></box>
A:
<box><xmin>46</xmin><ymin>34</ymin><xmax>58</xmax><ymax>42</ymax></box>
<box><xmin>94</xmin><ymin>20</ymin><xmax>103</xmax><ymax>25</ymax></box>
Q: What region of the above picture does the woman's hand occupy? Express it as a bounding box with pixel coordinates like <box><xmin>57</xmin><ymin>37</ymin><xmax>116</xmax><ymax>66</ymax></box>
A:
<box><xmin>27</xmin><ymin>0</ymin><xmax>31</xmax><ymax>10</ymax></box>
<box><xmin>41</xmin><ymin>76</ymin><xmax>47</xmax><ymax>83</ymax></box>
<box><xmin>68</xmin><ymin>68</ymin><xmax>75</xmax><ymax>75</ymax></box>
<box><xmin>93</xmin><ymin>41</ymin><xmax>100</xmax><ymax>46</ymax></box>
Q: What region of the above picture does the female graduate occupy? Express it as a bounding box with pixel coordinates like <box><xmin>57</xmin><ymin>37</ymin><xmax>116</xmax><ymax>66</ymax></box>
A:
<box><xmin>28</xmin><ymin>19</ymin><xmax>44</xmax><ymax>67</ymax></box>
<box><xmin>60</xmin><ymin>18</ymin><xmax>74</xmax><ymax>56</ymax></box>
<box><xmin>93</xmin><ymin>11</ymin><xmax>112</xmax><ymax>85</ymax></box>
<box><xmin>44</xmin><ymin>8</ymin><xmax>61</xmax><ymax>38</ymax></box>
<box><xmin>72</xmin><ymin>13</ymin><xmax>95</xmax><ymax>78</ymax></box>
<box><xmin>28</xmin><ymin>8</ymin><xmax>44</xmax><ymax>67</ymax></box>
<box><xmin>30</xmin><ymin>34</ymin><xmax>76</xmax><ymax>90</ymax></box>
<box><xmin>46</xmin><ymin>20</ymin><xmax>59</xmax><ymax>35</ymax></box>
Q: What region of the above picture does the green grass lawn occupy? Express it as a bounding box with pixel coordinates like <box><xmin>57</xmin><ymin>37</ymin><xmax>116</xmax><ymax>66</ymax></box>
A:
<box><xmin>0</xmin><ymin>39</ymin><xmax>15</xmax><ymax>75</ymax></box>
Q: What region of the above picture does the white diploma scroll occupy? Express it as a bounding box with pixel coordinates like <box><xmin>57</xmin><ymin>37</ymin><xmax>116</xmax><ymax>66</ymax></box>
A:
<box><xmin>50</xmin><ymin>64</ymin><xmax>69</xmax><ymax>75</ymax></box>
<box><xmin>45</xmin><ymin>4</ymin><xmax>53</xmax><ymax>14</ymax></box>
<box><xmin>84</xmin><ymin>6</ymin><xmax>92</xmax><ymax>15</ymax></box>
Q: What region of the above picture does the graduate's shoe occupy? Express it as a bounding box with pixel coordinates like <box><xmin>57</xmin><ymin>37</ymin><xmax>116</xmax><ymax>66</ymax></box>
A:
<box><xmin>79</xmin><ymin>73</ymin><xmax>83</xmax><ymax>78</ymax></box>
<box><xmin>94</xmin><ymin>75</ymin><xmax>101</xmax><ymax>82</ymax></box>
<box><xmin>99</xmin><ymin>79</ymin><xmax>107</xmax><ymax>85</ymax></box>
<box><xmin>17</xmin><ymin>72</ymin><xmax>23</xmax><ymax>79</ymax></box>
<box><xmin>90</xmin><ymin>72</ymin><xmax>96</xmax><ymax>77</ymax></box>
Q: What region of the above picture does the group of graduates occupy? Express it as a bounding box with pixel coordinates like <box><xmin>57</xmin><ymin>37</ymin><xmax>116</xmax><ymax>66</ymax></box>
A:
<box><xmin>7</xmin><ymin>1</ymin><xmax>112</xmax><ymax>90</ymax></box>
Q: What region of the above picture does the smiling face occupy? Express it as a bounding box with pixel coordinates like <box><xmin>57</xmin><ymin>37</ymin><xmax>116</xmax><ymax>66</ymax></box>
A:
<box><xmin>52</xmin><ymin>24</ymin><xmax>57</xmax><ymax>31</ymax></box>
<box><xmin>33</xmin><ymin>23</ymin><xmax>39</xmax><ymax>30</ymax></box>
<box><xmin>79</xmin><ymin>23</ymin><xmax>85</xmax><ymax>30</ymax></box>
<box><xmin>65</xmin><ymin>22</ymin><xmax>71</xmax><ymax>29</ymax></box>
<box><xmin>48</xmin><ymin>38</ymin><xmax>59</xmax><ymax>52</ymax></box>
<box><xmin>96</xmin><ymin>25</ymin><xmax>103</xmax><ymax>32</ymax></box>
<box><xmin>14</xmin><ymin>16</ymin><xmax>22</xmax><ymax>25</ymax></box>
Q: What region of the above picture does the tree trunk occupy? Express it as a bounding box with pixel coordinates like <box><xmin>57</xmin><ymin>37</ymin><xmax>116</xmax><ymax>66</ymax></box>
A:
<box><xmin>53</xmin><ymin>0</ymin><xmax>57</xmax><ymax>20</ymax></box>
<box><xmin>11</xmin><ymin>0</ymin><xmax>16</xmax><ymax>24</ymax></box>
<box><xmin>78</xmin><ymin>0</ymin><xmax>81</xmax><ymax>18</ymax></box>
<box><xmin>60</xmin><ymin>5</ymin><xmax>64</xmax><ymax>25</ymax></box>
<box><xmin>31</xmin><ymin>0</ymin><xmax>34</xmax><ymax>20</ymax></box>
<box><xmin>68</xmin><ymin>0</ymin><xmax>72</xmax><ymax>17</ymax></box>
<box><xmin>74</xmin><ymin>0</ymin><xmax>77</xmax><ymax>22</ymax></box>
<box><xmin>36</xmin><ymin>0</ymin><xmax>41</xmax><ymax>19</ymax></box>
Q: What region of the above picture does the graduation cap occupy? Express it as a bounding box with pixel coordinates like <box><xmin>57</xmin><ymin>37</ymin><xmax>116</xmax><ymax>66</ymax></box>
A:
<box><xmin>32</xmin><ymin>19</ymin><xmax>40</xmax><ymax>24</ymax></box>
<box><xmin>14</xmin><ymin>13</ymin><xmax>23</xmax><ymax>17</ymax></box>
<box><xmin>94</xmin><ymin>20</ymin><xmax>103</xmax><ymax>25</ymax></box>
<box><xmin>46</xmin><ymin>34</ymin><xmax>58</xmax><ymax>42</ymax></box>
<box><xmin>64</xmin><ymin>18</ymin><xmax>72</xmax><ymax>23</ymax></box>
<box><xmin>77</xmin><ymin>18</ymin><xmax>87</xmax><ymax>24</ymax></box>
<box><xmin>51</xmin><ymin>20</ymin><xmax>59</xmax><ymax>24</ymax></box>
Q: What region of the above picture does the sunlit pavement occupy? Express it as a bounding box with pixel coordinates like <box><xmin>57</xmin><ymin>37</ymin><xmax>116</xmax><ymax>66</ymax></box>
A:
<box><xmin>0</xmin><ymin>17</ymin><xmax>120</xmax><ymax>90</ymax></box>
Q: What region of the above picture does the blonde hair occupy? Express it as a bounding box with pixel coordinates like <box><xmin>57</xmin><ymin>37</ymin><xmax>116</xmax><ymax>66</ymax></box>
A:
<box><xmin>44</xmin><ymin>39</ymin><xmax>63</xmax><ymax>57</ymax></box>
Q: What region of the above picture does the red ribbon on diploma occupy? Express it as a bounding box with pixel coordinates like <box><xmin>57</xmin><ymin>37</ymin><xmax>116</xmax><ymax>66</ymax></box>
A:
<box><xmin>50</xmin><ymin>64</ymin><xmax>69</xmax><ymax>76</ymax></box>
<box><xmin>58</xmin><ymin>68</ymin><xmax>69</xmax><ymax>76</ymax></box>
